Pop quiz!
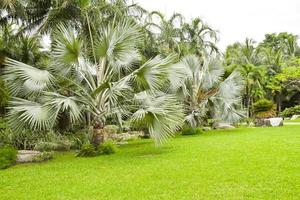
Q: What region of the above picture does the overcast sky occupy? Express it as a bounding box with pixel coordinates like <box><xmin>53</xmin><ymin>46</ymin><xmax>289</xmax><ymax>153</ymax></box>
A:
<box><xmin>136</xmin><ymin>0</ymin><xmax>300</xmax><ymax>51</ymax></box>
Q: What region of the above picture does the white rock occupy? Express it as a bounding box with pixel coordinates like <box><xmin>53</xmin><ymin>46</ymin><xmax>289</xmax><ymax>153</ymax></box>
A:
<box><xmin>17</xmin><ymin>150</ymin><xmax>41</xmax><ymax>163</ymax></box>
<box><xmin>214</xmin><ymin>122</ymin><xmax>235</xmax><ymax>129</ymax></box>
<box><xmin>268</xmin><ymin>117</ymin><xmax>283</xmax><ymax>126</ymax></box>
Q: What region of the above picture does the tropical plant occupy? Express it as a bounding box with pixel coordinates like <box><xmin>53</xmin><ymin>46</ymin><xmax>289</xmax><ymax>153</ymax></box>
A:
<box><xmin>3</xmin><ymin>20</ymin><xmax>185</xmax><ymax>145</ymax></box>
<box><xmin>167</xmin><ymin>55</ymin><xmax>244</xmax><ymax>127</ymax></box>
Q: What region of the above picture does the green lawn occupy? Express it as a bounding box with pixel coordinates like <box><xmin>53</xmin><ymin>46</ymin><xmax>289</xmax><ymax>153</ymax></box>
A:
<box><xmin>1</xmin><ymin>126</ymin><xmax>300</xmax><ymax>200</ymax></box>
<box><xmin>284</xmin><ymin>118</ymin><xmax>300</xmax><ymax>123</ymax></box>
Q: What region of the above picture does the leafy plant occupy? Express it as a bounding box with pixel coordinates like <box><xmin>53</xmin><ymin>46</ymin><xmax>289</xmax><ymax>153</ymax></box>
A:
<box><xmin>280</xmin><ymin>105</ymin><xmax>300</xmax><ymax>117</ymax></box>
<box><xmin>98</xmin><ymin>140</ymin><xmax>118</xmax><ymax>155</ymax></box>
<box><xmin>181</xmin><ymin>127</ymin><xmax>203</xmax><ymax>136</ymax></box>
<box><xmin>0</xmin><ymin>146</ymin><xmax>17</xmax><ymax>169</ymax></box>
<box><xmin>76</xmin><ymin>143</ymin><xmax>98</xmax><ymax>157</ymax></box>
<box><xmin>32</xmin><ymin>152</ymin><xmax>54</xmax><ymax>162</ymax></box>
<box><xmin>4</xmin><ymin>20</ymin><xmax>184</xmax><ymax>146</ymax></box>
<box><xmin>252</xmin><ymin>99</ymin><xmax>275</xmax><ymax>113</ymax></box>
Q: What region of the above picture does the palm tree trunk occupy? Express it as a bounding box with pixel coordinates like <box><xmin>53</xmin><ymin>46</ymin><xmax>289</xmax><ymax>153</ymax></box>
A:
<box><xmin>85</xmin><ymin>12</ymin><xmax>97</xmax><ymax>64</ymax></box>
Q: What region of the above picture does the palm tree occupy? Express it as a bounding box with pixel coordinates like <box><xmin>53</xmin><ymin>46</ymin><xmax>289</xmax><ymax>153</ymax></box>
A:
<box><xmin>145</xmin><ymin>11</ymin><xmax>184</xmax><ymax>55</ymax></box>
<box><xmin>4</xmin><ymin>20</ymin><xmax>184</xmax><ymax>146</ymax></box>
<box><xmin>167</xmin><ymin>55</ymin><xmax>244</xmax><ymax>127</ymax></box>
<box><xmin>181</xmin><ymin>18</ymin><xmax>218</xmax><ymax>58</ymax></box>
<box><xmin>225</xmin><ymin>39</ymin><xmax>265</xmax><ymax>117</ymax></box>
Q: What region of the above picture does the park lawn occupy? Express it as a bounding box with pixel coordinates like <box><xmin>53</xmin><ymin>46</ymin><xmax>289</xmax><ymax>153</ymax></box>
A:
<box><xmin>1</xmin><ymin>126</ymin><xmax>300</xmax><ymax>200</ymax></box>
<box><xmin>284</xmin><ymin>118</ymin><xmax>300</xmax><ymax>123</ymax></box>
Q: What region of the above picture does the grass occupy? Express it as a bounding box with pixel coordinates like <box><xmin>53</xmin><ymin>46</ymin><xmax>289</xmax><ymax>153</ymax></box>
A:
<box><xmin>1</xmin><ymin>126</ymin><xmax>300</xmax><ymax>200</ymax></box>
<box><xmin>284</xmin><ymin>118</ymin><xmax>300</xmax><ymax>123</ymax></box>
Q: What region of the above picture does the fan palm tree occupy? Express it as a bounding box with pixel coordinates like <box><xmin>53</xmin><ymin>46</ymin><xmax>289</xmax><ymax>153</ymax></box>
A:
<box><xmin>167</xmin><ymin>55</ymin><xmax>244</xmax><ymax>127</ymax></box>
<box><xmin>3</xmin><ymin>20</ymin><xmax>185</xmax><ymax>146</ymax></box>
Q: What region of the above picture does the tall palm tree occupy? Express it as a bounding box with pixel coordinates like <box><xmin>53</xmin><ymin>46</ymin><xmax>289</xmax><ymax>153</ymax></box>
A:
<box><xmin>4</xmin><ymin>20</ymin><xmax>184</xmax><ymax>145</ymax></box>
<box><xmin>181</xmin><ymin>18</ymin><xmax>218</xmax><ymax>58</ymax></box>
<box><xmin>145</xmin><ymin>11</ymin><xmax>184</xmax><ymax>55</ymax></box>
<box><xmin>225</xmin><ymin>39</ymin><xmax>266</xmax><ymax>117</ymax></box>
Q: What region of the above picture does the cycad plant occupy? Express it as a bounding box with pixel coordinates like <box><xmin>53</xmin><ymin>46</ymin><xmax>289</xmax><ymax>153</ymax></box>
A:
<box><xmin>3</xmin><ymin>20</ymin><xmax>185</xmax><ymax>145</ymax></box>
<box><xmin>168</xmin><ymin>55</ymin><xmax>245</xmax><ymax>127</ymax></box>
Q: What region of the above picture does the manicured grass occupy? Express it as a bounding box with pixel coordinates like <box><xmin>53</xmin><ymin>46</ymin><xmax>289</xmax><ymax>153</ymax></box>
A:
<box><xmin>284</xmin><ymin>118</ymin><xmax>300</xmax><ymax>123</ymax></box>
<box><xmin>1</xmin><ymin>126</ymin><xmax>300</xmax><ymax>200</ymax></box>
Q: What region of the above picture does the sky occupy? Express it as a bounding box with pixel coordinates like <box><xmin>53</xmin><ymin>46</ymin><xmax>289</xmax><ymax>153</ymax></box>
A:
<box><xmin>136</xmin><ymin>0</ymin><xmax>300</xmax><ymax>51</ymax></box>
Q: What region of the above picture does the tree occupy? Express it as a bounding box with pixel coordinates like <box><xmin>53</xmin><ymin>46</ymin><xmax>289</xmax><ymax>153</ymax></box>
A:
<box><xmin>181</xmin><ymin>17</ymin><xmax>218</xmax><ymax>58</ymax></box>
<box><xmin>4</xmin><ymin>20</ymin><xmax>185</xmax><ymax>145</ymax></box>
<box><xmin>225</xmin><ymin>39</ymin><xmax>265</xmax><ymax>117</ymax></box>
<box><xmin>145</xmin><ymin>11</ymin><xmax>184</xmax><ymax>55</ymax></box>
<box><xmin>167</xmin><ymin>55</ymin><xmax>244</xmax><ymax>127</ymax></box>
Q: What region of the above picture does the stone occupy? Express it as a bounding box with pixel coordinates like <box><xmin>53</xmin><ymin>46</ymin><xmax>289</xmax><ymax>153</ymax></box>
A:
<box><xmin>255</xmin><ymin>117</ymin><xmax>283</xmax><ymax>127</ymax></box>
<box><xmin>109</xmin><ymin>131</ymin><xmax>144</xmax><ymax>142</ymax></box>
<box><xmin>291</xmin><ymin>115</ymin><xmax>300</xmax><ymax>120</ymax></box>
<box><xmin>17</xmin><ymin>150</ymin><xmax>41</xmax><ymax>163</ymax></box>
<box><xmin>269</xmin><ymin>117</ymin><xmax>283</xmax><ymax>126</ymax></box>
<box><xmin>202</xmin><ymin>127</ymin><xmax>211</xmax><ymax>131</ymax></box>
<box><xmin>214</xmin><ymin>122</ymin><xmax>235</xmax><ymax>129</ymax></box>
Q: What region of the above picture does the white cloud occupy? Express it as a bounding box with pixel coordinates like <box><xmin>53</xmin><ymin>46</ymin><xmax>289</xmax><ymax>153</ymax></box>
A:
<box><xmin>136</xmin><ymin>0</ymin><xmax>300</xmax><ymax>51</ymax></box>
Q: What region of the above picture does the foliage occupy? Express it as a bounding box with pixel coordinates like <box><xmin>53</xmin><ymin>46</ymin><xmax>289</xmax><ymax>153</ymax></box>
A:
<box><xmin>4</xmin><ymin>21</ymin><xmax>185</xmax><ymax>146</ymax></box>
<box><xmin>104</xmin><ymin>125</ymin><xmax>120</xmax><ymax>135</ymax></box>
<box><xmin>76</xmin><ymin>143</ymin><xmax>98</xmax><ymax>157</ymax></box>
<box><xmin>181</xmin><ymin>127</ymin><xmax>203</xmax><ymax>136</ymax></box>
<box><xmin>252</xmin><ymin>99</ymin><xmax>275</xmax><ymax>113</ymax></box>
<box><xmin>34</xmin><ymin>141</ymin><xmax>70</xmax><ymax>152</ymax></box>
<box><xmin>169</xmin><ymin>55</ymin><xmax>244</xmax><ymax>127</ymax></box>
<box><xmin>32</xmin><ymin>152</ymin><xmax>54</xmax><ymax>162</ymax></box>
<box><xmin>280</xmin><ymin>105</ymin><xmax>300</xmax><ymax>117</ymax></box>
<box><xmin>0</xmin><ymin>146</ymin><xmax>17</xmax><ymax>169</ymax></box>
<box><xmin>98</xmin><ymin>140</ymin><xmax>118</xmax><ymax>155</ymax></box>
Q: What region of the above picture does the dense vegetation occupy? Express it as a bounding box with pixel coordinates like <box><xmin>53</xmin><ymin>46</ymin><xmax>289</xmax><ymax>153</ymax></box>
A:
<box><xmin>0</xmin><ymin>0</ymin><xmax>299</xmax><ymax>151</ymax></box>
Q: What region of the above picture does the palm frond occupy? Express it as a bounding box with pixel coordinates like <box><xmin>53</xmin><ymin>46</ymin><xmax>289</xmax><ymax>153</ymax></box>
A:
<box><xmin>131</xmin><ymin>92</ymin><xmax>184</xmax><ymax>145</ymax></box>
<box><xmin>4</xmin><ymin>58</ymin><xmax>54</xmax><ymax>95</ymax></box>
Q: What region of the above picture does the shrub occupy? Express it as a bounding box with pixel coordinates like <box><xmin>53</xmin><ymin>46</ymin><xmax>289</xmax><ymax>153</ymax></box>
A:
<box><xmin>0</xmin><ymin>118</ymin><xmax>7</xmax><ymax>130</ymax></box>
<box><xmin>252</xmin><ymin>99</ymin><xmax>275</xmax><ymax>113</ymax></box>
<box><xmin>0</xmin><ymin>146</ymin><xmax>17</xmax><ymax>169</ymax></box>
<box><xmin>181</xmin><ymin>127</ymin><xmax>203</xmax><ymax>135</ymax></box>
<box><xmin>67</xmin><ymin>132</ymin><xmax>89</xmax><ymax>150</ymax></box>
<box><xmin>34</xmin><ymin>141</ymin><xmax>70</xmax><ymax>152</ymax></box>
<box><xmin>32</xmin><ymin>152</ymin><xmax>54</xmax><ymax>162</ymax></box>
<box><xmin>34</xmin><ymin>142</ymin><xmax>57</xmax><ymax>151</ymax></box>
<box><xmin>104</xmin><ymin>125</ymin><xmax>119</xmax><ymax>134</ymax></box>
<box><xmin>76</xmin><ymin>143</ymin><xmax>98</xmax><ymax>157</ymax></box>
<box><xmin>280</xmin><ymin>105</ymin><xmax>300</xmax><ymax>117</ymax></box>
<box><xmin>98</xmin><ymin>140</ymin><xmax>118</xmax><ymax>155</ymax></box>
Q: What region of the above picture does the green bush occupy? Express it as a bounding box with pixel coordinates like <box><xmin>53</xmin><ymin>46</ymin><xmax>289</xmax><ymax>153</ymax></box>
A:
<box><xmin>280</xmin><ymin>105</ymin><xmax>300</xmax><ymax>117</ymax></box>
<box><xmin>98</xmin><ymin>140</ymin><xmax>118</xmax><ymax>155</ymax></box>
<box><xmin>76</xmin><ymin>143</ymin><xmax>98</xmax><ymax>157</ymax></box>
<box><xmin>252</xmin><ymin>99</ymin><xmax>275</xmax><ymax>113</ymax></box>
<box><xmin>0</xmin><ymin>146</ymin><xmax>17</xmax><ymax>169</ymax></box>
<box><xmin>67</xmin><ymin>132</ymin><xmax>89</xmax><ymax>150</ymax></box>
<box><xmin>34</xmin><ymin>141</ymin><xmax>70</xmax><ymax>152</ymax></box>
<box><xmin>104</xmin><ymin>125</ymin><xmax>119</xmax><ymax>134</ymax></box>
<box><xmin>0</xmin><ymin>118</ymin><xmax>7</xmax><ymax>130</ymax></box>
<box><xmin>34</xmin><ymin>142</ymin><xmax>57</xmax><ymax>151</ymax></box>
<box><xmin>32</xmin><ymin>152</ymin><xmax>54</xmax><ymax>162</ymax></box>
<box><xmin>181</xmin><ymin>127</ymin><xmax>203</xmax><ymax>135</ymax></box>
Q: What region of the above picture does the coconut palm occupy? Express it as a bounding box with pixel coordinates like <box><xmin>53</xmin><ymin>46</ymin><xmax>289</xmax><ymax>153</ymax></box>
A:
<box><xmin>145</xmin><ymin>11</ymin><xmax>184</xmax><ymax>55</ymax></box>
<box><xmin>4</xmin><ymin>20</ymin><xmax>185</xmax><ymax>145</ymax></box>
<box><xmin>167</xmin><ymin>55</ymin><xmax>244</xmax><ymax>127</ymax></box>
<box><xmin>181</xmin><ymin>18</ymin><xmax>218</xmax><ymax>58</ymax></box>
